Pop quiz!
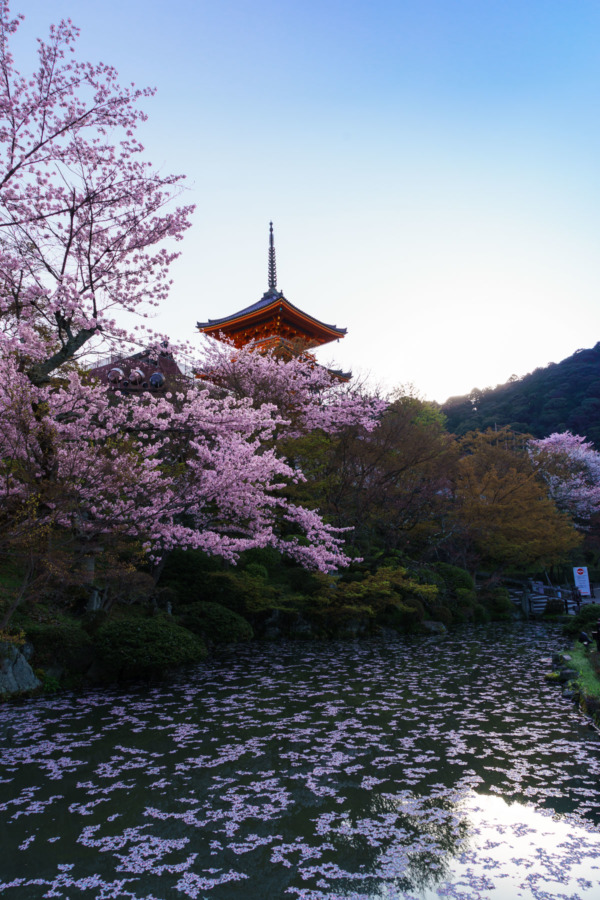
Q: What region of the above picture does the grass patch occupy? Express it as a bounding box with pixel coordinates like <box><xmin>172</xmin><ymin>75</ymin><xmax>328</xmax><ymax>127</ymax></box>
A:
<box><xmin>569</xmin><ymin>642</ymin><xmax>600</xmax><ymax>700</ymax></box>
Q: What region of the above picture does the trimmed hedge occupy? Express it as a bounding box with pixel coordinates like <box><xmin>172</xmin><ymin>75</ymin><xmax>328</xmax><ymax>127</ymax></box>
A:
<box><xmin>178</xmin><ymin>602</ymin><xmax>253</xmax><ymax>644</ymax></box>
<box><xmin>479</xmin><ymin>586</ymin><xmax>514</xmax><ymax>620</ymax></box>
<box><xmin>95</xmin><ymin>616</ymin><xmax>207</xmax><ymax>680</ymax></box>
<box><xmin>377</xmin><ymin>600</ymin><xmax>425</xmax><ymax>634</ymax></box>
<box><xmin>26</xmin><ymin>622</ymin><xmax>93</xmax><ymax>673</ymax></box>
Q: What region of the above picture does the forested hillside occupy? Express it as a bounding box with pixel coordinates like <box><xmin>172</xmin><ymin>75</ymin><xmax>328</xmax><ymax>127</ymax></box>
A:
<box><xmin>442</xmin><ymin>343</ymin><xmax>600</xmax><ymax>445</ymax></box>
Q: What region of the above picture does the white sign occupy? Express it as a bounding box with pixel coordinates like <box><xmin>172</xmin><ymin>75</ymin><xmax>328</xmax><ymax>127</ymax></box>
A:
<box><xmin>573</xmin><ymin>566</ymin><xmax>591</xmax><ymax>597</ymax></box>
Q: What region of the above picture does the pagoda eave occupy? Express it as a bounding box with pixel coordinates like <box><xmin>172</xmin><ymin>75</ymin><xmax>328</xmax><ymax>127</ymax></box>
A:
<box><xmin>197</xmin><ymin>297</ymin><xmax>346</xmax><ymax>348</ymax></box>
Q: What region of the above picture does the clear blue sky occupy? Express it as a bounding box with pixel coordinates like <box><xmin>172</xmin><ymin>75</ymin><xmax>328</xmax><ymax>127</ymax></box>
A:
<box><xmin>12</xmin><ymin>0</ymin><xmax>600</xmax><ymax>401</ymax></box>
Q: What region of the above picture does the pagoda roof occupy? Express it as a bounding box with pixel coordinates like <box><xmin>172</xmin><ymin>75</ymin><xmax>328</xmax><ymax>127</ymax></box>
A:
<box><xmin>198</xmin><ymin>223</ymin><xmax>347</xmax><ymax>349</ymax></box>
<box><xmin>197</xmin><ymin>288</ymin><xmax>346</xmax><ymax>343</ymax></box>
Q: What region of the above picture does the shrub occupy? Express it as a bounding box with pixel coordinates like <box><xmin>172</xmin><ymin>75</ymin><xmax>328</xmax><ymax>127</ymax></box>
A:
<box><xmin>431</xmin><ymin>605</ymin><xmax>453</xmax><ymax>628</ymax></box>
<box><xmin>332</xmin><ymin>566</ymin><xmax>437</xmax><ymax>612</ymax></box>
<box><xmin>563</xmin><ymin>603</ymin><xmax>600</xmax><ymax>637</ymax></box>
<box><xmin>95</xmin><ymin>616</ymin><xmax>206</xmax><ymax>681</ymax></box>
<box><xmin>544</xmin><ymin>597</ymin><xmax>566</xmax><ymax>616</ymax></box>
<box><xmin>244</xmin><ymin>563</ymin><xmax>269</xmax><ymax>581</ymax></box>
<box><xmin>282</xmin><ymin>564</ymin><xmax>325</xmax><ymax>596</ymax></box>
<box><xmin>26</xmin><ymin>622</ymin><xmax>93</xmax><ymax>673</ymax></box>
<box><xmin>202</xmin><ymin>571</ymin><xmax>280</xmax><ymax>614</ymax></box>
<box><xmin>455</xmin><ymin>587</ymin><xmax>477</xmax><ymax>607</ymax></box>
<box><xmin>479</xmin><ymin>586</ymin><xmax>514</xmax><ymax>620</ymax></box>
<box><xmin>178</xmin><ymin>602</ymin><xmax>253</xmax><ymax>644</ymax></box>
<box><xmin>471</xmin><ymin>604</ymin><xmax>491</xmax><ymax>624</ymax></box>
<box><xmin>377</xmin><ymin>600</ymin><xmax>425</xmax><ymax>634</ymax></box>
<box><xmin>158</xmin><ymin>549</ymin><xmax>224</xmax><ymax>604</ymax></box>
<box><xmin>240</xmin><ymin>546</ymin><xmax>285</xmax><ymax>575</ymax></box>
<box><xmin>434</xmin><ymin>563</ymin><xmax>475</xmax><ymax>594</ymax></box>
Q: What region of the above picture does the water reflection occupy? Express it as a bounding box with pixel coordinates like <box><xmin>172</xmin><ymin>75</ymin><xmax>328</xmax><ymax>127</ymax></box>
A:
<box><xmin>0</xmin><ymin>624</ymin><xmax>599</xmax><ymax>899</ymax></box>
<box><xmin>418</xmin><ymin>792</ymin><xmax>600</xmax><ymax>900</ymax></box>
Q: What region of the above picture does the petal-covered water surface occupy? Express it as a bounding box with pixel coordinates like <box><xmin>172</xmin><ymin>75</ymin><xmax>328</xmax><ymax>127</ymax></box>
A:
<box><xmin>1</xmin><ymin>623</ymin><xmax>599</xmax><ymax>899</ymax></box>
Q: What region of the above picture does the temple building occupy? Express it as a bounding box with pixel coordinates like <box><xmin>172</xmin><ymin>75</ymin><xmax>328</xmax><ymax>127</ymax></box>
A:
<box><xmin>90</xmin><ymin>344</ymin><xmax>186</xmax><ymax>395</ymax></box>
<box><xmin>197</xmin><ymin>223</ymin><xmax>347</xmax><ymax>359</ymax></box>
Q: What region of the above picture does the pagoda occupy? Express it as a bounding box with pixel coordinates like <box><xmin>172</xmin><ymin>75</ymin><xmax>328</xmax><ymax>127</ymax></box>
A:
<box><xmin>197</xmin><ymin>223</ymin><xmax>347</xmax><ymax>357</ymax></box>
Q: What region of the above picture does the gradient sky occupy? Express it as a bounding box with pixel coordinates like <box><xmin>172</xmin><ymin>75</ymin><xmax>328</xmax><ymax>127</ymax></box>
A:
<box><xmin>12</xmin><ymin>0</ymin><xmax>600</xmax><ymax>401</ymax></box>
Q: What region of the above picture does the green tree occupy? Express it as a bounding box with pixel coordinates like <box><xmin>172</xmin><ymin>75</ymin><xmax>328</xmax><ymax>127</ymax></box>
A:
<box><xmin>283</xmin><ymin>392</ymin><xmax>455</xmax><ymax>558</ymax></box>
<box><xmin>448</xmin><ymin>429</ymin><xmax>581</xmax><ymax>576</ymax></box>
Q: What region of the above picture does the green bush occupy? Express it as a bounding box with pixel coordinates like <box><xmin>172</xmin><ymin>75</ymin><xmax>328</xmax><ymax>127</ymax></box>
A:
<box><xmin>471</xmin><ymin>603</ymin><xmax>491</xmax><ymax>624</ymax></box>
<box><xmin>178</xmin><ymin>602</ymin><xmax>253</xmax><ymax>644</ymax></box>
<box><xmin>378</xmin><ymin>600</ymin><xmax>425</xmax><ymax>634</ymax></box>
<box><xmin>239</xmin><ymin>546</ymin><xmax>284</xmax><ymax>575</ymax></box>
<box><xmin>158</xmin><ymin>549</ymin><xmax>224</xmax><ymax>604</ymax></box>
<box><xmin>282</xmin><ymin>564</ymin><xmax>325</xmax><ymax>596</ymax></box>
<box><xmin>563</xmin><ymin>603</ymin><xmax>600</xmax><ymax>637</ymax></box>
<box><xmin>434</xmin><ymin>563</ymin><xmax>475</xmax><ymax>594</ymax></box>
<box><xmin>199</xmin><ymin>571</ymin><xmax>280</xmax><ymax>614</ymax></box>
<box><xmin>455</xmin><ymin>587</ymin><xmax>477</xmax><ymax>606</ymax></box>
<box><xmin>479</xmin><ymin>586</ymin><xmax>514</xmax><ymax>620</ymax></box>
<box><xmin>26</xmin><ymin>622</ymin><xmax>93</xmax><ymax>673</ymax></box>
<box><xmin>431</xmin><ymin>605</ymin><xmax>453</xmax><ymax>627</ymax></box>
<box><xmin>244</xmin><ymin>563</ymin><xmax>269</xmax><ymax>581</ymax></box>
<box><xmin>544</xmin><ymin>597</ymin><xmax>566</xmax><ymax>616</ymax></box>
<box><xmin>95</xmin><ymin>615</ymin><xmax>206</xmax><ymax>681</ymax></box>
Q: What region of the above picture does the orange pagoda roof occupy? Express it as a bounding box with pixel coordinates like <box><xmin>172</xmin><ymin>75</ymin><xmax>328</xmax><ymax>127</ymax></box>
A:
<box><xmin>197</xmin><ymin>223</ymin><xmax>347</xmax><ymax>351</ymax></box>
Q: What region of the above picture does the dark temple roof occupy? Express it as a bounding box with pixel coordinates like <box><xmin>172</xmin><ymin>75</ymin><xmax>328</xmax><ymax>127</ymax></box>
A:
<box><xmin>197</xmin><ymin>288</ymin><xmax>346</xmax><ymax>337</ymax></box>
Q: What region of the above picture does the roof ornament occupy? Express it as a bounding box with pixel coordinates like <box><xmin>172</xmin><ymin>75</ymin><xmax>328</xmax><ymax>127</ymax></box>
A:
<box><xmin>268</xmin><ymin>221</ymin><xmax>277</xmax><ymax>290</ymax></box>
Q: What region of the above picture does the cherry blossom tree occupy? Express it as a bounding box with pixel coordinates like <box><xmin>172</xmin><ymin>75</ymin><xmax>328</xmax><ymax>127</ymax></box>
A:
<box><xmin>0</xmin><ymin>355</ymin><xmax>358</xmax><ymax>625</ymax></box>
<box><xmin>528</xmin><ymin>431</ymin><xmax>600</xmax><ymax>524</ymax></box>
<box><xmin>1</xmin><ymin>358</ymin><xmax>353</xmax><ymax>564</ymax></box>
<box><xmin>0</xmin><ymin>4</ymin><xmax>194</xmax><ymax>384</ymax></box>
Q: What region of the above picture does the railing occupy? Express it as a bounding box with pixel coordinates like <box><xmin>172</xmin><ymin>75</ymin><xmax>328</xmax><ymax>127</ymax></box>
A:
<box><xmin>520</xmin><ymin>584</ymin><xmax>597</xmax><ymax>617</ymax></box>
<box><xmin>88</xmin><ymin>353</ymin><xmax>197</xmax><ymax>378</ymax></box>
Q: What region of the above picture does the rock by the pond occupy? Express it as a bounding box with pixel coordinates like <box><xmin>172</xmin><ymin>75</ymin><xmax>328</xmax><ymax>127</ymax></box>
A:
<box><xmin>0</xmin><ymin>643</ymin><xmax>41</xmax><ymax>697</ymax></box>
<box><xmin>422</xmin><ymin>620</ymin><xmax>447</xmax><ymax>635</ymax></box>
<box><xmin>558</xmin><ymin>666</ymin><xmax>578</xmax><ymax>684</ymax></box>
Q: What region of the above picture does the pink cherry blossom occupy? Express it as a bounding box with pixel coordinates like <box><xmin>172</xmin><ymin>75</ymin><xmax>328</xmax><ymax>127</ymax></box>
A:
<box><xmin>0</xmin><ymin>3</ymin><xmax>194</xmax><ymax>383</ymax></box>
<box><xmin>528</xmin><ymin>431</ymin><xmax>600</xmax><ymax>523</ymax></box>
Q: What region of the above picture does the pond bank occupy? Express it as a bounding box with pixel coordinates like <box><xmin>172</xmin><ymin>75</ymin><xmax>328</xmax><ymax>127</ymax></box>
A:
<box><xmin>549</xmin><ymin>644</ymin><xmax>600</xmax><ymax>730</ymax></box>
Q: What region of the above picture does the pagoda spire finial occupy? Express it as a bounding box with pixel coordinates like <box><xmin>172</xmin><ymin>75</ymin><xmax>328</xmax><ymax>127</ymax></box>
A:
<box><xmin>268</xmin><ymin>221</ymin><xmax>277</xmax><ymax>290</ymax></box>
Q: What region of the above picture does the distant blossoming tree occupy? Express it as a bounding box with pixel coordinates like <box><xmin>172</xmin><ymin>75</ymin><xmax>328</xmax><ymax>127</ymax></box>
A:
<box><xmin>528</xmin><ymin>431</ymin><xmax>600</xmax><ymax>524</ymax></box>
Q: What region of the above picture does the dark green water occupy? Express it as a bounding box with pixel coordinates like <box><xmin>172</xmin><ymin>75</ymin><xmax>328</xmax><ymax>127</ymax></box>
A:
<box><xmin>1</xmin><ymin>623</ymin><xmax>599</xmax><ymax>899</ymax></box>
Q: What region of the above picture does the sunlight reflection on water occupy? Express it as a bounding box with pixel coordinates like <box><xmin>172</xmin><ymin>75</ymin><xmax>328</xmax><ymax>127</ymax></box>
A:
<box><xmin>418</xmin><ymin>792</ymin><xmax>600</xmax><ymax>900</ymax></box>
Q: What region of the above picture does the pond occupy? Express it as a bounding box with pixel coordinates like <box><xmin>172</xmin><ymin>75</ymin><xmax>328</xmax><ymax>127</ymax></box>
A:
<box><xmin>1</xmin><ymin>623</ymin><xmax>600</xmax><ymax>899</ymax></box>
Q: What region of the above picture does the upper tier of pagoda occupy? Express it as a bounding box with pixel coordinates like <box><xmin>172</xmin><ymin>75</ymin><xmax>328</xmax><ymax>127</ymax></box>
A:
<box><xmin>197</xmin><ymin>223</ymin><xmax>347</xmax><ymax>353</ymax></box>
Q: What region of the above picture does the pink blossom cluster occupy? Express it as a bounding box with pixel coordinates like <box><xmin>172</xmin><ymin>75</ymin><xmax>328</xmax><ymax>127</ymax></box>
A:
<box><xmin>0</xmin><ymin>355</ymin><xmax>353</xmax><ymax>570</ymax></box>
<box><xmin>198</xmin><ymin>338</ymin><xmax>386</xmax><ymax>440</ymax></box>
<box><xmin>0</xmin><ymin>3</ymin><xmax>194</xmax><ymax>381</ymax></box>
<box><xmin>529</xmin><ymin>431</ymin><xmax>600</xmax><ymax>523</ymax></box>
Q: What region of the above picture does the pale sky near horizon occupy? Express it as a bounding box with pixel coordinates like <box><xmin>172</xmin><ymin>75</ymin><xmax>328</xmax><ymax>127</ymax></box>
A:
<box><xmin>11</xmin><ymin>0</ymin><xmax>600</xmax><ymax>402</ymax></box>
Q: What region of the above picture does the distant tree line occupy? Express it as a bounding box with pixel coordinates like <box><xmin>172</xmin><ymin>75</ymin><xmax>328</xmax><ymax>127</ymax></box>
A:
<box><xmin>442</xmin><ymin>343</ymin><xmax>600</xmax><ymax>447</ymax></box>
